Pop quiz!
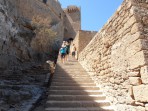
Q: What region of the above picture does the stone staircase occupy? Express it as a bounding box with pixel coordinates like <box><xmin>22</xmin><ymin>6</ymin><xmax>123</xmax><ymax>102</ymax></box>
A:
<box><xmin>45</xmin><ymin>58</ymin><xmax>114</xmax><ymax>111</ymax></box>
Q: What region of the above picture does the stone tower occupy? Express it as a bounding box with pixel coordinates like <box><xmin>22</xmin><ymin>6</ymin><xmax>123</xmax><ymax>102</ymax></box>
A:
<box><xmin>63</xmin><ymin>5</ymin><xmax>81</xmax><ymax>40</ymax></box>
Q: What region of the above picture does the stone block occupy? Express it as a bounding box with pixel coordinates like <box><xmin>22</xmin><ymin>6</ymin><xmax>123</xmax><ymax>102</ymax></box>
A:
<box><xmin>129</xmin><ymin>77</ymin><xmax>142</xmax><ymax>85</ymax></box>
<box><xmin>125</xmin><ymin>32</ymin><xmax>144</xmax><ymax>46</ymax></box>
<box><xmin>140</xmin><ymin>66</ymin><xmax>148</xmax><ymax>84</ymax></box>
<box><xmin>109</xmin><ymin>77</ymin><xmax>115</xmax><ymax>83</ymax></box>
<box><xmin>128</xmin><ymin>51</ymin><xmax>146</xmax><ymax>69</ymax></box>
<box><xmin>143</xmin><ymin>50</ymin><xmax>148</xmax><ymax>65</ymax></box>
<box><xmin>133</xmin><ymin>85</ymin><xmax>148</xmax><ymax>102</ymax></box>
<box><xmin>126</xmin><ymin>39</ymin><xmax>142</xmax><ymax>58</ymax></box>
<box><xmin>128</xmin><ymin>85</ymin><xmax>134</xmax><ymax>97</ymax></box>
<box><xmin>128</xmin><ymin>71</ymin><xmax>140</xmax><ymax>77</ymax></box>
<box><xmin>145</xmin><ymin>104</ymin><xmax>148</xmax><ymax>111</ymax></box>
<box><xmin>124</xmin><ymin>16</ymin><xmax>137</xmax><ymax>30</ymax></box>
<box><xmin>142</xmin><ymin>17</ymin><xmax>148</xmax><ymax>25</ymax></box>
<box><xmin>131</xmin><ymin>23</ymin><xmax>143</xmax><ymax>34</ymax></box>
<box><xmin>141</xmin><ymin>39</ymin><xmax>148</xmax><ymax>50</ymax></box>
<box><xmin>126</xmin><ymin>39</ymin><xmax>148</xmax><ymax>58</ymax></box>
<box><xmin>130</xmin><ymin>6</ymin><xmax>139</xmax><ymax>15</ymax></box>
<box><xmin>126</xmin><ymin>1</ymin><xmax>132</xmax><ymax>9</ymax></box>
<box><xmin>135</xmin><ymin>102</ymin><xmax>145</xmax><ymax>106</ymax></box>
<box><xmin>136</xmin><ymin>106</ymin><xmax>146</xmax><ymax>111</ymax></box>
<box><xmin>126</xmin><ymin>95</ymin><xmax>135</xmax><ymax>105</ymax></box>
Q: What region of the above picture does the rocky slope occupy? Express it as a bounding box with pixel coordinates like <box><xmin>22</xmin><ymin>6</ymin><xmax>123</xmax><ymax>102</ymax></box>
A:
<box><xmin>0</xmin><ymin>0</ymin><xmax>64</xmax><ymax>75</ymax></box>
<box><xmin>0</xmin><ymin>0</ymin><xmax>64</xmax><ymax>110</ymax></box>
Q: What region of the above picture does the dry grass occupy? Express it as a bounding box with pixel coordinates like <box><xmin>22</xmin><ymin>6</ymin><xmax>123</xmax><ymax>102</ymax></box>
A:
<box><xmin>31</xmin><ymin>16</ymin><xmax>57</xmax><ymax>52</ymax></box>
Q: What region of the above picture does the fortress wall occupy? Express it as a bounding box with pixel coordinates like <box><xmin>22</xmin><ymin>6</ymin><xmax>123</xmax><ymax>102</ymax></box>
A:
<box><xmin>78</xmin><ymin>30</ymin><xmax>97</xmax><ymax>54</ymax></box>
<box><xmin>63</xmin><ymin>6</ymin><xmax>81</xmax><ymax>39</ymax></box>
<box><xmin>67</xmin><ymin>10</ymin><xmax>81</xmax><ymax>32</ymax></box>
<box><xmin>73</xmin><ymin>30</ymin><xmax>97</xmax><ymax>57</ymax></box>
<box><xmin>63</xmin><ymin>13</ymin><xmax>76</xmax><ymax>39</ymax></box>
<box><xmin>78</xmin><ymin>0</ymin><xmax>148</xmax><ymax>110</ymax></box>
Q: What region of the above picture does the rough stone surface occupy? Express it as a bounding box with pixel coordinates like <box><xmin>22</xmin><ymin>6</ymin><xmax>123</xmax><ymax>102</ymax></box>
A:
<box><xmin>128</xmin><ymin>71</ymin><xmax>140</xmax><ymax>77</ymax></box>
<box><xmin>73</xmin><ymin>30</ymin><xmax>97</xmax><ymax>57</ymax></box>
<box><xmin>140</xmin><ymin>66</ymin><xmax>148</xmax><ymax>84</ymax></box>
<box><xmin>0</xmin><ymin>0</ymin><xmax>148</xmax><ymax>110</ymax></box>
<box><xmin>0</xmin><ymin>0</ymin><xmax>81</xmax><ymax>110</ymax></box>
<box><xmin>0</xmin><ymin>0</ymin><xmax>80</xmax><ymax>75</ymax></box>
<box><xmin>133</xmin><ymin>85</ymin><xmax>148</xmax><ymax>102</ymax></box>
<box><xmin>0</xmin><ymin>63</ymin><xmax>50</xmax><ymax>111</ymax></box>
<box><xmin>78</xmin><ymin>0</ymin><xmax>148</xmax><ymax>110</ymax></box>
<box><xmin>0</xmin><ymin>0</ymin><xmax>62</xmax><ymax>74</ymax></box>
<box><xmin>128</xmin><ymin>51</ymin><xmax>146</xmax><ymax>69</ymax></box>
<box><xmin>129</xmin><ymin>77</ymin><xmax>142</xmax><ymax>85</ymax></box>
<box><xmin>63</xmin><ymin>6</ymin><xmax>81</xmax><ymax>39</ymax></box>
<box><xmin>145</xmin><ymin>104</ymin><xmax>148</xmax><ymax>111</ymax></box>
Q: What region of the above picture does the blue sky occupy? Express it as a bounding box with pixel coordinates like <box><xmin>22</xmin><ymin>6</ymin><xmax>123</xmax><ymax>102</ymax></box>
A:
<box><xmin>59</xmin><ymin>0</ymin><xmax>124</xmax><ymax>31</ymax></box>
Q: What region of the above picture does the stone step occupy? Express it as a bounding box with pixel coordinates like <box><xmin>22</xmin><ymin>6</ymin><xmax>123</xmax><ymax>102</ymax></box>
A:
<box><xmin>4</xmin><ymin>75</ymin><xmax>22</xmax><ymax>80</ymax></box>
<box><xmin>53</xmin><ymin>74</ymin><xmax>90</xmax><ymax>78</ymax></box>
<box><xmin>55</xmin><ymin>68</ymin><xmax>85</xmax><ymax>70</ymax></box>
<box><xmin>51</xmin><ymin>82</ymin><xmax>96</xmax><ymax>86</ymax></box>
<box><xmin>45</xmin><ymin>107</ymin><xmax>114</xmax><ymax>111</ymax></box>
<box><xmin>57</xmin><ymin>69</ymin><xmax>84</xmax><ymax>71</ymax></box>
<box><xmin>53</xmin><ymin>75</ymin><xmax>91</xmax><ymax>80</ymax></box>
<box><xmin>45</xmin><ymin>58</ymin><xmax>113</xmax><ymax>111</ymax></box>
<box><xmin>52</xmin><ymin>78</ymin><xmax>93</xmax><ymax>82</ymax></box>
<box><xmin>58</xmin><ymin>62</ymin><xmax>82</xmax><ymax>69</ymax></box>
<box><xmin>55</xmin><ymin>69</ymin><xmax>86</xmax><ymax>72</ymax></box>
<box><xmin>51</xmin><ymin>81</ymin><xmax>94</xmax><ymax>84</ymax></box>
<box><xmin>51</xmin><ymin>79</ymin><xmax>94</xmax><ymax>83</ymax></box>
<box><xmin>46</xmin><ymin>100</ymin><xmax>111</xmax><ymax>108</ymax></box>
<box><xmin>66</xmin><ymin>72</ymin><xmax>87</xmax><ymax>74</ymax></box>
<box><xmin>64</xmin><ymin>68</ymin><xmax>86</xmax><ymax>73</ymax></box>
<box><xmin>54</xmin><ymin>73</ymin><xmax>88</xmax><ymax>76</ymax></box>
<box><xmin>52</xmin><ymin>76</ymin><xmax>90</xmax><ymax>79</ymax></box>
<box><xmin>55</xmin><ymin>73</ymin><xmax>87</xmax><ymax>75</ymax></box>
<box><xmin>49</xmin><ymin>86</ymin><xmax>100</xmax><ymax>90</ymax></box>
<box><xmin>48</xmin><ymin>90</ymin><xmax>103</xmax><ymax>95</ymax></box>
<box><xmin>48</xmin><ymin>95</ymin><xmax>106</xmax><ymax>101</ymax></box>
<box><xmin>53</xmin><ymin>75</ymin><xmax>89</xmax><ymax>78</ymax></box>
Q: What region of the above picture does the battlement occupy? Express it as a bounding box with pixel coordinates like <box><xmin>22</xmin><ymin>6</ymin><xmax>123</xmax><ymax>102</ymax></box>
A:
<box><xmin>65</xmin><ymin>5</ymin><xmax>80</xmax><ymax>13</ymax></box>
<box><xmin>63</xmin><ymin>5</ymin><xmax>81</xmax><ymax>39</ymax></box>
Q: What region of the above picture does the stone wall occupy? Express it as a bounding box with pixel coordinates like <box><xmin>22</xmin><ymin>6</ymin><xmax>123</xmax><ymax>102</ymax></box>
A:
<box><xmin>0</xmin><ymin>0</ymin><xmax>64</xmax><ymax>75</ymax></box>
<box><xmin>73</xmin><ymin>30</ymin><xmax>97</xmax><ymax>57</ymax></box>
<box><xmin>63</xmin><ymin>6</ymin><xmax>81</xmax><ymax>40</ymax></box>
<box><xmin>78</xmin><ymin>0</ymin><xmax>148</xmax><ymax>110</ymax></box>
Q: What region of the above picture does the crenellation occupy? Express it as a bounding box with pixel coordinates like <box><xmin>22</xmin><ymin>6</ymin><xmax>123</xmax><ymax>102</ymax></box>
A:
<box><xmin>63</xmin><ymin>5</ymin><xmax>81</xmax><ymax>39</ymax></box>
<box><xmin>66</xmin><ymin>5</ymin><xmax>80</xmax><ymax>13</ymax></box>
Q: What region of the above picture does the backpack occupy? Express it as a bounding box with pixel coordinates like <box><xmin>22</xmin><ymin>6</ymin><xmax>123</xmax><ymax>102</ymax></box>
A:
<box><xmin>60</xmin><ymin>47</ymin><xmax>66</xmax><ymax>54</ymax></box>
